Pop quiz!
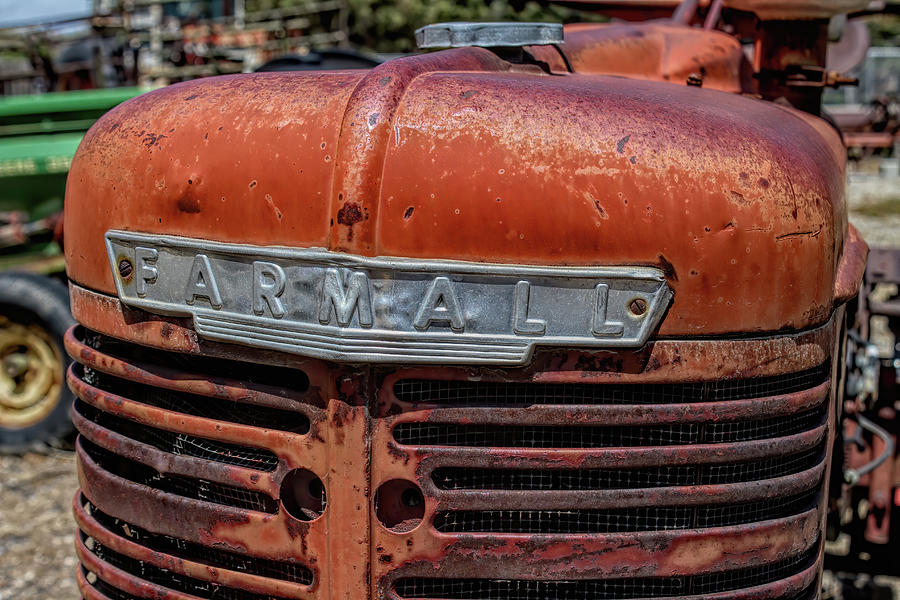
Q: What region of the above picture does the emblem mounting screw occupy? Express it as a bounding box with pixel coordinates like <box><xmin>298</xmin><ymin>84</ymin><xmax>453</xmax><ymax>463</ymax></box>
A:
<box><xmin>629</xmin><ymin>298</ymin><xmax>648</xmax><ymax>316</ymax></box>
<box><xmin>118</xmin><ymin>259</ymin><xmax>133</xmax><ymax>279</ymax></box>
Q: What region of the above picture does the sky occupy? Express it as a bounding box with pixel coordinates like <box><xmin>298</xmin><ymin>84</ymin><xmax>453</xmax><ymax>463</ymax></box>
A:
<box><xmin>0</xmin><ymin>0</ymin><xmax>91</xmax><ymax>28</ymax></box>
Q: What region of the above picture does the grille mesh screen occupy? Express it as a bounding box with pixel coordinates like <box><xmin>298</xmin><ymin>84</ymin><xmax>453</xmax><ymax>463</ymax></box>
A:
<box><xmin>433</xmin><ymin>489</ymin><xmax>818</xmax><ymax>533</ymax></box>
<box><xmin>81</xmin><ymin>438</ymin><xmax>278</xmax><ymax>513</ymax></box>
<box><xmin>395</xmin><ymin>423</ymin><xmax>700</xmax><ymax>448</ymax></box>
<box><xmin>433</xmin><ymin>465</ymin><xmax>695</xmax><ymax>490</ymax></box>
<box><xmin>431</xmin><ymin>446</ymin><xmax>823</xmax><ymax>490</ymax></box>
<box><xmin>393</xmin><ymin>408</ymin><xmax>825</xmax><ymax>448</ymax></box>
<box><xmin>75</xmin><ymin>400</ymin><xmax>279</xmax><ymax>472</ymax></box>
<box><xmin>393</xmin><ymin>544</ymin><xmax>818</xmax><ymax>599</ymax></box>
<box><xmin>85</xmin><ymin>498</ymin><xmax>312</xmax><ymax>585</ymax></box>
<box><xmin>392</xmin><ymin>363</ymin><xmax>828</xmax><ymax>406</ymax></box>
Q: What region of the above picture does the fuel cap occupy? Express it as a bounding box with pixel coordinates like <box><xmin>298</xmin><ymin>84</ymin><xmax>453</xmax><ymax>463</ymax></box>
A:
<box><xmin>415</xmin><ymin>22</ymin><xmax>564</xmax><ymax>49</ymax></box>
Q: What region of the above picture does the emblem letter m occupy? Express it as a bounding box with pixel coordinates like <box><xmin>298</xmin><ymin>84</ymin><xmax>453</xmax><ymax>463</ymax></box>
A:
<box><xmin>318</xmin><ymin>269</ymin><xmax>374</xmax><ymax>327</ymax></box>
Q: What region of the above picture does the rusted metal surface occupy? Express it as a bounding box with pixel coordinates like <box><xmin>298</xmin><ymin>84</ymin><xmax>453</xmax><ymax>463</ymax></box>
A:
<box><xmin>65</xmin><ymin>31</ymin><xmax>850</xmax><ymax>337</ymax></box>
<box><xmin>834</xmin><ymin>224</ymin><xmax>868</xmax><ymax>305</ymax></box>
<box><xmin>753</xmin><ymin>20</ymin><xmax>830</xmax><ymax>115</ymax></box>
<box><xmin>528</xmin><ymin>22</ymin><xmax>754</xmax><ymax>91</ymax></box>
<box><xmin>67</xmin><ymin>310</ymin><xmax>842</xmax><ymax>599</ymax></box>
<box><xmin>726</xmin><ymin>0</ymin><xmax>869</xmax><ymax>20</ymax></box>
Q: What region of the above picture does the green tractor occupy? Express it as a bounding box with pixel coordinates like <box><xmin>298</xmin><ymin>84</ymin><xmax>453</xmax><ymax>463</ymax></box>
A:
<box><xmin>0</xmin><ymin>87</ymin><xmax>142</xmax><ymax>451</ymax></box>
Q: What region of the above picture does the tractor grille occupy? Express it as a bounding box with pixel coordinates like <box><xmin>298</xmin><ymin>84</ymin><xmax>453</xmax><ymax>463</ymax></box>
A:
<box><xmin>69</xmin><ymin>326</ymin><xmax>317</xmax><ymax>600</ymax></box>
<box><xmin>69</xmin><ymin>321</ymin><xmax>832</xmax><ymax>600</ymax></box>
<box><xmin>382</xmin><ymin>355</ymin><xmax>830</xmax><ymax>598</ymax></box>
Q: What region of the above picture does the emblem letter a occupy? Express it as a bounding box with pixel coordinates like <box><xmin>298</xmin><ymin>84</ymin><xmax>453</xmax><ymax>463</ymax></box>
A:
<box><xmin>414</xmin><ymin>277</ymin><xmax>465</xmax><ymax>332</ymax></box>
<box><xmin>184</xmin><ymin>254</ymin><xmax>223</xmax><ymax>309</ymax></box>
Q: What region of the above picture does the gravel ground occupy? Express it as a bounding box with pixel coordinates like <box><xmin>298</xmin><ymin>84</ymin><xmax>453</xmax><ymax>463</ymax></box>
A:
<box><xmin>0</xmin><ymin>450</ymin><xmax>79</xmax><ymax>600</ymax></box>
<box><xmin>0</xmin><ymin>173</ymin><xmax>897</xmax><ymax>600</ymax></box>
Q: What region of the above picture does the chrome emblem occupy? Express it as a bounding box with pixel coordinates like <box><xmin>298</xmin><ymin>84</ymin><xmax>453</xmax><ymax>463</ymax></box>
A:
<box><xmin>106</xmin><ymin>231</ymin><xmax>672</xmax><ymax>365</ymax></box>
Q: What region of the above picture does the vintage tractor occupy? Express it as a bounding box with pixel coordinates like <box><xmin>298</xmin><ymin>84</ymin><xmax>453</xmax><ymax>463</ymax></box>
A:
<box><xmin>0</xmin><ymin>87</ymin><xmax>141</xmax><ymax>451</ymax></box>
<box><xmin>62</xmin><ymin>1</ymin><xmax>894</xmax><ymax>599</ymax></box>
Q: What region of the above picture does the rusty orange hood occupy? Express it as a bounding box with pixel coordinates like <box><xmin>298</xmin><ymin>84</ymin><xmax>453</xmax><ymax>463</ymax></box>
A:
<box><xmin>65</xmin><ymin>45</ymin><xmax>855</xmax><ymax>337</ymax></box>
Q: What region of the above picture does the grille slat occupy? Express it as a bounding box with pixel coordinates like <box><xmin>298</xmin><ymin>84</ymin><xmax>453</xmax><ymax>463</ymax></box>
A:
<box><xmin>431</xmin><ymin>446</ymin><xmax>823</xmax><ymax>490</ymax></box>
<box><xmin>81</xmin><ymin>536</ymin><xmax>292</xmax><ymax>600</ymax></box>
<box><xmin>395</xmin><ymin>423</ymin><xmax>700</xmax><ymax>448</ymax></box>
<box><xmin>76</xmin><ymin>400</ymin><xmax>280</xmax><ymax>472</ymax></box>
<box><xmin>78</xmin><ymin>364</ymin><xmax>310</xmax><ymax>435</ymax></box>
<box><xmin>81</xmin><ymin>438</ymin><xmax>278</xmax><ymax>513</ymax></box>
<box><xmin>433</xmin><ymin>488</ymin><xmax>819</xmax><ymax>533</ymax></box>
<box><xmin>393</xmin><ymin>364</ymin><xmax>829</xmax><ymax>407</ymax></box>
<box><xmin>84</xmin><ymin>499</ymin><xmax>312</xmax><ymax>585</ymax></box>
<box><xmin>393</xmin><ymin>544</ymin><xmax>819</xmax><ymax>599</ymax></box>
<box><xmin>393</xmin><ymin>407</ymin><xmax>825</xmax><ymax>448</ymax></box>
<box><xmin>81</xmin><ymin>328</ymin><xmax>309</xmax><ymax>397</ymax></box>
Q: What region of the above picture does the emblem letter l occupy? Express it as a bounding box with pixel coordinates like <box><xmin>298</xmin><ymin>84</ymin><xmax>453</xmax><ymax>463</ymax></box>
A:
<box><xmin>592</xmin><ymin>283</ymin><xmax>624</xmax><ymax>337</ymax></box>
<box><xmin>513</xmin><ymin>281</ymin><xmax>546</xmax><ymax>335</ymax></box>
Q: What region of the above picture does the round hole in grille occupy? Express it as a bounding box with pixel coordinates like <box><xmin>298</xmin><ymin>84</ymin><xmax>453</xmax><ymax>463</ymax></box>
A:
<box><xmin>375</xmin><ymin>479</ymin><xmax>425</xmax><ymax>532</ymax></box>
<box><xmin>280</xmin><ymin>468</ymin><xmax>326</xmax><ymax>521</ymax></box>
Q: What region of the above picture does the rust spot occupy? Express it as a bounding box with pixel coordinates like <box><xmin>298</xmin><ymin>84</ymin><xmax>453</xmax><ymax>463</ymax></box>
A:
<box><xmin>776</xmin><ymin>228</ymin><xmax>822</xmax><ymax>241</ymax></box>
<box><xmin>265</xmin><ymin>194</ymin><xmax>283</xmax><ymax>221</ymax></box>
<box><xmin>338</xmin><ymin>203</ymin><xmax>365</xmax><ymax>227</ymax></box>
<box><xmin>729</xmin><ymin>190</ymin><xmax>747</xmax><ymax>205</ymax></box>
<box><xmin>137</xmin><ymin>132</ymin><xmax>166</xmax><ymax>148</ymax></box>
<box><xmin>758</xmin><ymin>177</ymin><xmax>770</xmax><ymax>189</ymax></box>
<box><xmin>379</xmin><ymin>76</ymin><xmax>392</xmax><ymax>86</ymax></box>
<box><xmin>177</xmin><ymin>195</ymin><xmax>202</xmax><ymax>213</ymax></box>
<box><xmin>657</xmin><ymin>254</ymin><xmax>678</xmax><ymax>281</ymax></box>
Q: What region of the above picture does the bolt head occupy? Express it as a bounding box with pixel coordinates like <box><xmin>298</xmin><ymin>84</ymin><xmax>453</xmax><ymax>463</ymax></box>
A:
<box><xmin>118</xmin><ymin>259</ymin><xmax>133</xmax><ymax>278</ymax></box>
<box><xmin>629</xmin><ymin>298</ymin><xmax>648</xmax><ymax>316</ymax></box>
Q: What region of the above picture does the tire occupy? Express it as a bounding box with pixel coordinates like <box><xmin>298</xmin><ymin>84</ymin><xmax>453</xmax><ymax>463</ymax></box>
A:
<box><xmin>0</xmin><ymin>272</ymin><xmax>75</xmax><ymax>452</ymax></box>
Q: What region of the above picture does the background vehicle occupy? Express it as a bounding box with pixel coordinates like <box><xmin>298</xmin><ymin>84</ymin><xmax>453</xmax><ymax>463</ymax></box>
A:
<box><xmin>61</xmin><ymin>1</ymin><xmax>896</xmax><ymax>599</ymax></box>
<box><xmin>0</xmin><ymin>87</ymin><xmax>140</xmax><ymax>451</ymax></box>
